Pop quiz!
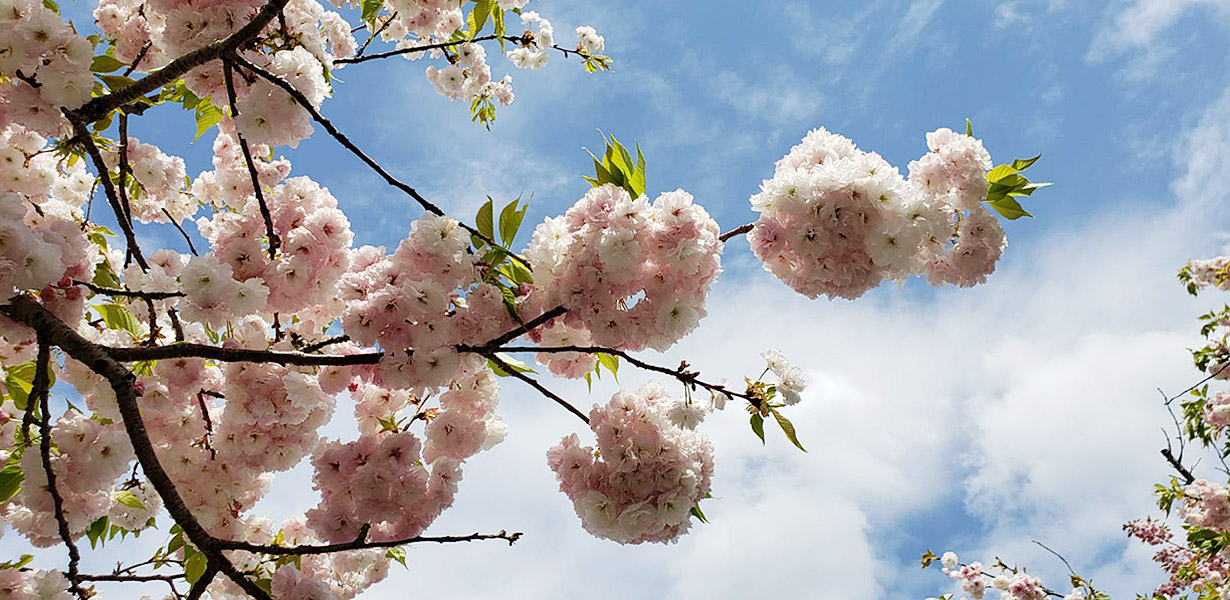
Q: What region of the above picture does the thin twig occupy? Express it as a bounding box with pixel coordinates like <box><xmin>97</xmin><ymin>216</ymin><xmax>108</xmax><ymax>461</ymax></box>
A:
<box><xmin>71</xmin><ymin>119</ymin><xmax>149</xmax><ymax>271</ymax></box>
<box><xmin>484</xmin><ymin>351</ymin><xmax>589</xmax><ymax>423</ymax></box>
<box><xmin>33</xmin><ymin>345</ymin><xmax>85</xmax><ymax>598</ymax></box>
<box><xmin>719</xmin><ymin>223</ymin><xmax>754</xmax><ymax>242</ymax></box>
<box><xmin>71</xmin><ymin>280</ymin><xmax>185</xmax><ymax>300</ymax></box>
<box><xmin>221</xmin><ymin>529</ymin><xmax>522</xmax><ymax>555</ymax></box>
<box><xmin>1162</xmin><ymin>448</ymin><xmax>1197</xmax><ymax>485</ymax></box>
<box><xmin>162</xmin><ymin>208</ymin><xmax>200</xmax><ymax>256</ymax></box>
<box><xmin>227</xmin><ymin>53</ymin><xmax>530</xmax><ymax>269</ymax></box>
<box><xmin>108</xmin><ymin>342</ymin><xmax>383</xmax><ymax>366</ymax></box>
<box><xmin>222</xmin><ymin>60</ymin><xmax>280</xmax><ymax>259</ymax></box>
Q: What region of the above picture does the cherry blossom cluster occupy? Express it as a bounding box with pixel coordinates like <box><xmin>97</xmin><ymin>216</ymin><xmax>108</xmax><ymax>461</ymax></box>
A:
<box><xmin>426</xmin><ymin>42</ymin><xmax>515</xmax><ymax>107</ymax></box>
<box><xmin>1179</xmin><ymin>478</ymin><xmax>1230</xmax><ymax>532</ymax></box>
<box><xmin>524</xmin><ymin>184</ymin><xmax>723</xmax><ymax>353</ymax></box>
<box><xmin>7</xmin><ymin>410</ymin><xmax>133</xmax><ymax>546</ymax></box>
<box><xmin>748</xmin><ymin>127</ymin><xmax>1005</xmax><ymax>300</ymax></box>
<box><xmin>308</xmin><ymin>356</ymin><xmax>504</xmax><ymax>544</ymax></box>
<box><xmin>0</xmin><ymin>568</ymin><xmax>74</xmax><ymax>599</ymax></box>
<box><xmin>101</xmin><ymin>137</ymin><xmax>194</xmax><ymax>224</ymax></box>
<box><xmin>0</xmin><ymin>124</ymin><xmax>97</xmax><ymax>342</ymax></box>
<box><xmin>93</xmin><ymin>0</ymin><xmax>355</xmax><ymax>97</ymax></box>
<box><xmin>193</xmin><ymin>123</ymin><xmax>355</xmax><ymax>320</ymax></box>
<box><xmin>761</xmin><ymin>348</ymin><xmax>806</xmax><ymax>406</ymax></box>
<box><xmin>932</xmin><ymin>551</ymin><xmax>1085</xmax><ymax>600</ymax></box>
<box><xmin>547</xmin><ymin>382</ymin><xmax>715</xmax><ymax>544</ymax></box>
<box><xmin>1125</xmin><ymin>518</ymin><xmax>1230</xmax><ymax>597</ymax></box>
<box><xmin>0</xmin><ymin>0</ymin><xmax>93</xmax><ymax>136</ymax></box>
<box><xmin>1184</xmin><ymin>256</ymin><xmax>1230</xmax><ymax>293</ymax></box>
<box><xmin>338</xmin><ymin>214</ymin><xmax>516</xmax><ymax>390</ymax></box>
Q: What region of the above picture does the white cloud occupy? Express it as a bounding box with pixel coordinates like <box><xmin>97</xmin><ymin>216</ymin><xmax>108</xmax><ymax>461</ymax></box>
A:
<box><xmin>1087</xmin><ymin>0</ymin><xmax>1230</xmax><ymax>79</ymax></box>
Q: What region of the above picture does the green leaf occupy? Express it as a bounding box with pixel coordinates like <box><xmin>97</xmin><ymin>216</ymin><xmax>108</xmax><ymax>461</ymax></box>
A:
<box><xmin>4</xmin><ymin>362</ymin><xmax>37</xmax><ymax>410</ymax></box>
<box><xmin>114</xmin><ymin>489</ymin><xmax>145</xmax><ymax>510</ymax></box>
<box><xmin>41</xmin><ymin>0</ymin><xmax>58</xmax><ymax>13</ymax></box>
<box><xmin>90</xmin><ymin>54</ymin><xmax>126</xmax><ymax>74</ymax></box>
<box><xmin>965</xmin><ymin>118</ymin><xmax>973</xmax><ymax>137</ymax></box>
<box><xmin>193</xmin><ymin>100</ymin><xmax>223</xmax><ymax>141</ymax></box>
<box><xmin>97</xmin><ymin>74</ymin><xmax>136</xmax><ymax>91</ymax></box>
<box><xmin>987</xmin><ymin>196</ymin><xmax>1033</xmax><ymax>220</ymax></box>
<box><xmin>494</xmin><ymin>8</ymin><xmax>507</xmax><ymax>51</ymax></box>
<box><xmin>498</xmin><ymin>197</ymin><xmax>529</xmax><ymax>248</ymax></box>
<box><xmin>361</xmin><ymin>0</ymin><xmax>384</xmax><ymax>23</ymax></box>
<box><xmin>96</xmin><ymin>303</ymin><xmax>142</xmax><ymax>336</ymax></box>
<box><xmin>86</xmin><ymin>516</ymin><xmax>109</xmax><ymax>549</ymax></box>
<box><xmin>770</xmin><ymin>408</ymin><xmax>807</xmax><ymax>452</ymax></box>
<box><xmin>184</xmin><ymin>553</ymin><xmax>208</xmax><ymax>584</ymax></box>
<box><xmin>386</xmin><ymin>546</ymin><xmax>408</xmax><ymax>569</ymax></box>
<box><xmin>986</xmin><ymin>164</ymin><xmax>1018</xmax><ymax>182</ymax></box>
<box><xmin>689</xmin><ymin>502</ymin><xmax>709</xmax><ymax>524</ymax></box>
<box><xmin>596</xmin><ymin>353</ymin><xmax>619</xmax><ymax>382</ymax></box>
<box><xmin>167</xmin><ymin>532</ymin><xmax>185</xmax><ymax>554</ymax></box>
<box><xmin>749</xmin><ymin>413</ymin><xmax>765</xmax><ymax>445</ymax></box>
<box><xmin>0</xmin><ymin>554</ymin><xmax>34</xmax><ymax>570</ymax></box>
<box><xmin>487</xmin><ymin>353</ymin><xmax>537</xmax><ymax>377</ymax></box>
<box><xmin>92</xmin><ymin>261</ymin><xmax>121</xmax><ymax>289</ymax></box>
<box><xmin>466</xmin><ymin>0</ymin><xmax>494</xmax><ymax>36</ymax></box>
<box><xmin>476</xmin><ymin>197</ymin><xmax>494</xmax><ymax>241</ymax></box>
<box><xmin>0</xmin><ymin>462</ymin><xmax>23</xmax><ymax>504</ymax></box>
<box><xmin>1011</xmin><ymin>154</ymin><xmax>1041</xmax><ymax>172</ymax></box>
<box><xmin>921</xmin><ymin>549</ymin><xmax>938</xmax><ymax>569</ymax></box>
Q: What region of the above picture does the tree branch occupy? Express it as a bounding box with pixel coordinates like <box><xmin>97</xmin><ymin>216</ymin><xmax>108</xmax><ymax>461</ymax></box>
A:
<box><xmin>493</xmin><ymin>344</ymin><xmax>755</xmax><ymax>403</ymax></box>
<box><xmin>70</xmin><ymin>119</ymin><xmax>149</xmax><ymax>271</ymax></box>
<box><xmin>107</xmin><ymin>343</ymin><xmax>382</xmax><ymax>366</ymax></box>
<box><xmin>0</xmin><ymin>295</ymin><xmax>270</xmax><ymax>600</ymax></box>
<box><xmin>484</xmin><ymin>351</ymin><xmax>589</xmax><ymax>424</ymax></box>
<box><xmin>222</xmin><ymin>60</ymin><xmax>280</xmax><ymax>259</ymax></box>
<box><xmin>67</xmin><ymin>0</ymin><xmax>292</xmax><ymax>123</ymax></box>
<box><xmin>33</xmin><ymin>343</ymin><xmax>85</xmax><ymax>598</ymax></box>
<box><xmin>334</xmin><ymin>33</ymin><xmax>513</xmax><ymax>65</ymax></box>
<box><xmin>1162</xmin><ymin>447</ymin><xmax>1197</xmax><ymax>485</ymax></box>
<box><xmin>71</xmin><ymin>280</ymin><xmax>185</xmax><ymax>300</ymax></box>
<box><xmin>719</xmin><ymin>223</ymin><xmax>754</xmax><ymax>242</ymax></box>
<box><xmin>220</xmin><ymin>529</ymin><xmax>522</xmax><ymax>555</ymax></box>
<box><xmin>226</xmin><ymin>52</ymin><xmax>530</xmax><ymax>269</ymax></box>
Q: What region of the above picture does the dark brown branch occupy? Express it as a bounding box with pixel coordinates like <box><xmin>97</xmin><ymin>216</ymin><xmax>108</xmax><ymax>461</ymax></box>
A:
<box><xmin>167</xmin><ymin>307</ymin><xmax>185</xmax><ymax>342</ymax></box>
<box><xmin>335</xmin><ymin>33</ymin><xmax>511</xmax><ymax>64</ymax></box>
<box><xmin>301</xmin><ymin>334</ymin><xmax>350</xmax><ymax>353</ymax></box>
<box><xmin>195</xmin><ymin>391</ymin><xmax>216</xmax><ymax>460</ymax></box>
<box><xmin>719</xmin><ymin>223</ymin><xmax>754</xmax><ymax>242</ymax></box>
<box><xmin>71</xmin><ymin>119</ymin><xmax>149</xmax><ymax>271</ymax></box>
<box><xmin>1162</xmin><ymin>448</ymin><xmax>1197</xmax><ymax>485</ymax></box>
<box><xmin>484</xmin><ymin>351</ymin><xmax>589</xmax><ymax>424</ymax></box>
<box><xmin>20</xmin><ymin>337</ymin><xmax>50</xmax><ymax>444</ymax></box>
<box><xmin>458</xmin><ymin>305</ymin><xmax>567</xmax><ymax>354</ymax></box>
<box><xmin>108</xmin><ymin>343</ymin><xmax>383</xmax><ymax>366</ymax></box>
<box><xmin>0</xmin><ymin>295</ymin><xmax>270</xmax><ymax>600</ymax></box>
<box><xmin>354</xmin><ymin>11</ymin><xmax>398</xmax><ymax>58</ymax></box>
<box><xmin>222</xmin><ymin>60</ymin><xmax>280</xmax><ymax>259</ymax></box>
<box><xmin>220</xmin><ymin>529</ymin><xmax>522</xmax><ymax>555</ymax></box>
<box><xmin>33</xmin><ymin>345</ymin><xmax>85</xmax><ymax>598</ymax></box>
<box><xmin>185</xmin><ymin>567</ymin><xmax>216</xmax><ymax>600</ymax></box>
<box><xmin>117</xmin><ymin>115</ymin><xmax>136</xmax><ymax>259</ymax></box>
<box><xmin>492</xmin><ymin>344</ymin><xmax>755</xmax><ymax>403</ymax></box>
<box><xmin>162</xmin><ymin>208</ymin><xmax>200</xmax><ymax>256</ymax></box>
<box><xmin>77</xmin><ymin>573</ymin><xmax>186</xmax><ymax>583</ymax></box>
<box><xmin>122</xmin><ymin>42</ymin><xmax>152</xmax><ymax>77</ymax></box>
<box><xmin>227</xmin><ymin>53</ymin><xmax>529</xmax><ymax>268</ymax></box>
<box><xmin>68</xmin><ymin>0</ymin><xmax>292</xmax><ymax>123</ymax></box>
<box><xmin>71</xmin><ymin>280</ymin><xmax>185</xmax><ymax>300</ymax></box>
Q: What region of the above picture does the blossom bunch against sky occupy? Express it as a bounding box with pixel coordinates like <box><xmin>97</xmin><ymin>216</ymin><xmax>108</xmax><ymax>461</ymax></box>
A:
<box><xmin>7</xmin><ymin>0</ymin><xmax>1230</xmax><ymax>597</ymax></box>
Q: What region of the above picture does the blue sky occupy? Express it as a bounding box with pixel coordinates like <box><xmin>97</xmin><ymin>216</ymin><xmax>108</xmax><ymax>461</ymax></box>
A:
<box><xmin>15</xmin><ymin>0</ymin><xmax>1230</xmax><ymax>598</ymax></box>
